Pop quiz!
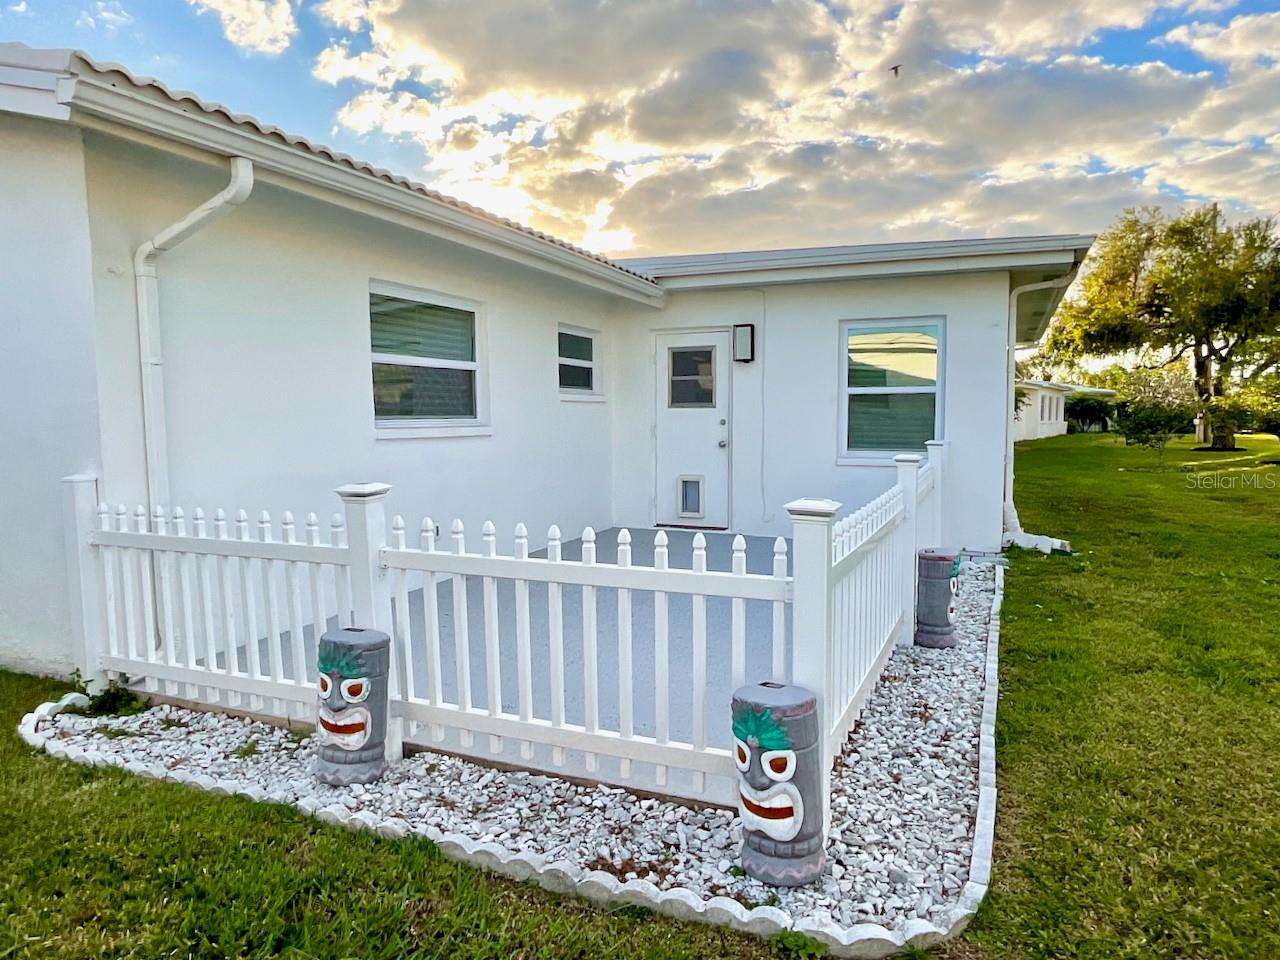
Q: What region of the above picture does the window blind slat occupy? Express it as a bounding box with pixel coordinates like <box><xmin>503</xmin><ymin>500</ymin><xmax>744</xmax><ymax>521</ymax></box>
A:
<box><xmin>370</xmin><ymin>294</ymin><xmax>475</xmax><ymax>362</ymax></box>
<box><xmin>847</xmin><ymin>394</ymin><xmax>935</xmax><ymax>451</ymax></box>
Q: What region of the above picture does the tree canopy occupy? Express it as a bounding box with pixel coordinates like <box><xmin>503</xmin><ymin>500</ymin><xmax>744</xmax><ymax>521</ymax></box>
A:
<box><xmin>1045</xmin><ymin>206</ymin><xmax>1280</xmax><ymax>448</ymax></box>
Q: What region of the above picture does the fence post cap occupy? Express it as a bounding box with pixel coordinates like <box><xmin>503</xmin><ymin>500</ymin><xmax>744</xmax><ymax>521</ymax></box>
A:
<box><xmin>785</xmin><ymin>497</ymin><xmax>842</xmax><ymax>519</ymax></box>
<box><xmin>334</xmin><ymin>481</ymin><xmax>392</xmax><ymax>500</ymax></box>
<box><xmin>893</xmin><ymin>453</ymin><xmax>923</xmax><ymax>465</ymax></box>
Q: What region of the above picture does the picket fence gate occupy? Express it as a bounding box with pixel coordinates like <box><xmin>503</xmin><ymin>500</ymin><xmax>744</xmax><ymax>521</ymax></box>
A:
<box><xmin>61</xmin><ymin>444</ymin><xmax>946</xmax><ymax>808</ymax></box>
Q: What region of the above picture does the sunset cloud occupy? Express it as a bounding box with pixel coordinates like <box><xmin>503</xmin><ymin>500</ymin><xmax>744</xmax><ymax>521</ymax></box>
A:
<box><xmin>308</xmin><ymin>0</ymin><xmax>1279</xmax><ymax>255</ymax></box>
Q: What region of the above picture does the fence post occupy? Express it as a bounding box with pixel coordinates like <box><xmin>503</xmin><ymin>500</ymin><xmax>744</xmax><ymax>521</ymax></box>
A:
<box><xmin>62</xmin><ymin>474</ymin><xmax>106</xmax><ymax>692</ymax></box>
<box><xmin>925</xmin><ymin>439</ymin><xmax>946</xmax><ymax>546</ymax></box>
<box><xmin>785</xmin><ymin>497</ymin><xmax>840</xmax><ymax>835</ymax></box>
<box><xmin>335</xmin><ymin>482</ymin><xmax>401</xmax><ymax>765</ymax></box>
<box><xmin>894</xmin><ymin>455</ymin><xmax>921</xmax><ymax>644</ymax></box>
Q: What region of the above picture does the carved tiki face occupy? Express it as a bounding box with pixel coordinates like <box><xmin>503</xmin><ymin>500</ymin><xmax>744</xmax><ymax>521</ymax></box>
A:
<box><xmin>733</xmin><ymin>706</ymin><xmax>805</xmax><ymax>842</ymax></box>
<box><xmin>315</xmin><ymin>631</ymin><xmax>387</xmax><ymax>754</ymax></box>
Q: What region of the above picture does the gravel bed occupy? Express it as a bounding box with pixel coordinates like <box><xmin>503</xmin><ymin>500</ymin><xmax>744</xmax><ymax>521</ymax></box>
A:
<box><xmin>29</xmin><ymin>563</ymin><xmax>994</xmax><ymax>933</ymax></box>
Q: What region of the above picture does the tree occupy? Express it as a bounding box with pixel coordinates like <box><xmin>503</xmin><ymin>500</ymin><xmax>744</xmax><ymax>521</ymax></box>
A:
<box><xmin>1065</xmin><ymin>395</ymin><xmax>1113</xmax><ymax>432</ymax></box>
<box><xmin>1046</xmin><ymin>206</ymin><xmax>1280</xmax><ymax>449</ymax></box>
<box><xmin>1114</xmin><ymin>400</ymin><xmax>1194</xmax><ymax>467</ymax></box>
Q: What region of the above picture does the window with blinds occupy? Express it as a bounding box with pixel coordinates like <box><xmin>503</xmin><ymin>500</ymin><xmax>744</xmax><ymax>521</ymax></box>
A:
<box><xmin>370</xmin><ymin>292</ymin><xmax>478</xmax><ymax>421</ymax></box>
<box><xmin>842</xmin><ymin>320</ymin><xmax>941</xmax><ymax>453</ymax></box>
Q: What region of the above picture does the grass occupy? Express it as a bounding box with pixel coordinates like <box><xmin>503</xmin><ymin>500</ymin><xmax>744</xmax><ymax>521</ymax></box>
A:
<box><xmin>3</xmin><ymin>433</ymin><xmax>1277</xmax><ymax>958</ymax></box>
<box><xmin>0</xmin><ymin>672</ymin><xmax>790</xmax><ymax>959</ymax></box>
<box><xmin>953</xmin><ymin>432</ymin><xmax>1280</xmax><ymax>959</ymax></box>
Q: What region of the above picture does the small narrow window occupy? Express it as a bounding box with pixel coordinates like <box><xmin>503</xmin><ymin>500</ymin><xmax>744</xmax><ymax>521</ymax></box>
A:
<box><xmin>559</xmin><ymin>326</ymin><xmax>600</xmax><ymax>395</ymax></box>
<box><xmin>678</xmin><ymin>476</ymin><xmax>704</xmax><ymax>518</ymax></box>
<box><xmin>669</xmin><ymin>347</ymin><xmax>715</xmax><ymax>408</ymax></box>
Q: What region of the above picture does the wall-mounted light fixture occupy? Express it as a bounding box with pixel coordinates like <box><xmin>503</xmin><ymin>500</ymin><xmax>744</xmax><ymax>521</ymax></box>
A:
<box><xmin>732</xmin><ymin>323</ymin><xmax>755</xmax><ymax>363</ymax></box>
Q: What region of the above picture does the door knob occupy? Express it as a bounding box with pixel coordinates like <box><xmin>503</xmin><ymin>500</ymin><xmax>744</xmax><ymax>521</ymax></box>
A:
<box><xmin>718</xmin><ymin>440</ymin><xmax>727</xmax><ymax>448</ymax></box>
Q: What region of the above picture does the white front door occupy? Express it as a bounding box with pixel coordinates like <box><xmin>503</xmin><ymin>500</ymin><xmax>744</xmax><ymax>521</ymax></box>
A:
<box><xmin>654</xmin><ymin>331</ymin><xmax>731</xmax><ymax>528</ymax></box>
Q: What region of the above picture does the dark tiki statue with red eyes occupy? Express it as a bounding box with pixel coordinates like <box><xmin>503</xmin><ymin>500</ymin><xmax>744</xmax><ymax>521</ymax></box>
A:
<box><xmin>732</xmin><ymin>682</ymin><xmax>826</xmax><ymax>885</ymax></box>
<box><xmin>314</xmin><ymin>627</ymin><xmax>391</xmax><ymax>785</ymax></box>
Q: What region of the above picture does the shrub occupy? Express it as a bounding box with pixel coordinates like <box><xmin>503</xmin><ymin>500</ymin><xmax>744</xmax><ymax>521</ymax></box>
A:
<box><xmin>1065</xmin><ymin>395</ymin><xmax>1114</xmax><ymax>432</ymax></box>
<box><xmin>1115</xmin><ymin>399</ymin><xmax>1195</xmax><ymax>465</ymax></box>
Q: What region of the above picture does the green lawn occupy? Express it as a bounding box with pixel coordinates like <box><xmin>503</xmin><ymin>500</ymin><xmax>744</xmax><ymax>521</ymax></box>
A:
<box><xmin>3</xmin><ymin>433</ymin><xmax>1277</xmax><ymax>958</ymax></box>
<box><xmin>956</xmin><ymin>433</ymin><xmax>1280</xmax><ymax>959</ymax></box>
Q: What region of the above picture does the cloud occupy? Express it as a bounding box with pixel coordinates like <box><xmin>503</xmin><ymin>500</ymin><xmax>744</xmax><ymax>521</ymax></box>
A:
<box><xmin>186</xmin><ymin>0</ymin><xmax>296</xmax><ymax>55</ymax></box>
<box><xmin>1162</xmin><ymin>11</ymin><xmax>1280</xmax><ymax>68</ymax></box>
<box><xmin>309</xmin><ymin>0</ymin><xmax>1280</xmax><ymax>255</ymax></box>
<box><xmin>8</xmin><ymin>2</ymin><xmax>30</xmax><ymax>14</ymax></box>
<box><xmin>75</xmin><ymin>1</ymin><xmax>132</xmax><ymax>33</ymax></box>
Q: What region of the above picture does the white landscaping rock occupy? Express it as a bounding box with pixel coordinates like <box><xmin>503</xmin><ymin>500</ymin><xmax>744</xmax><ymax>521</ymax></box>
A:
<box><xmin>19</xmin><ymin>564</ymin><xmax>1002</xmax><ymax>955</ymax></box>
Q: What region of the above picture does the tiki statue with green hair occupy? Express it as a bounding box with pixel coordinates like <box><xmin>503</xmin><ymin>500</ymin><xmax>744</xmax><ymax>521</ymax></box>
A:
<box><xmin>731</xmin><ymin>682</ymin><xmax>826</xmax><ymax>885</ymax></box>
<box><xmin>314</xmin><ymin>627</ymin><xmax>391</xmax><ymax>785</ymax></box>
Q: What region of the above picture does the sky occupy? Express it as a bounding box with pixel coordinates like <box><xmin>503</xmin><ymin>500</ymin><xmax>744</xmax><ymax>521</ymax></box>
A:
<box><xmin>3</xmin><ymin>0</ymin><xmax>1278</xmax><ymax>257</ymax></box>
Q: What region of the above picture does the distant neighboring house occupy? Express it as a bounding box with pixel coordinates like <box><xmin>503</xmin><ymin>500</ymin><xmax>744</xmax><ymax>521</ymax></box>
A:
<box><xmin>0</xmin><ymin>44</ymin><xmax>1091</xmax><ymax>675</ymax></box>
<box><xmin>1014</xmin><ymin>381</ymin><xmax>1074</xmax><ymax>441</ymax></box>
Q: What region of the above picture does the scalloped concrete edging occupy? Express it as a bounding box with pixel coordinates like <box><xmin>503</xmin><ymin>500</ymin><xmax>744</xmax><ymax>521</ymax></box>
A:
<box><xmin>17</xmin><ymin>569</ymin><xmax>1003</xmax><ymax>958</ymax></box>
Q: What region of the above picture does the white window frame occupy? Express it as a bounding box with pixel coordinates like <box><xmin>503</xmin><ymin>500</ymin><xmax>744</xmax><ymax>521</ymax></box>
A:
<box><xmin>558</xmin><ymin>323</ymin><xmax>604</xmax><ymax>401</ymax></box>
<box><xmin>837</xmin><ymin>316</ymin><xmax>945</xmax><ymax>465</ymax></box>
<box><xmin>370</xmin><ymin>279</ymin><xmax>491</xmax><ymax>440</ymax></box>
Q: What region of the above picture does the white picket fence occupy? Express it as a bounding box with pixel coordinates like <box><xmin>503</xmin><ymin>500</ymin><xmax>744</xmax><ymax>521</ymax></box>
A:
<box><xmin>60</xmin><ymin>445</ymin><xmax>947</xmax><ymax>808</ymax></box>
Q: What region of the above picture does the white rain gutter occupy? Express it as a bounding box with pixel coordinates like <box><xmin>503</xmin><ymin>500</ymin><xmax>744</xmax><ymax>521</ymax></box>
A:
<box><xmin>134</xmin><ymin>156</ymin><xmax>254</xmax><ymax>509</ymax></box>
<box><xmin>1003</xmin><ymin>266</ymin><xmax>1080</xmax><ymax>526</ymax></box>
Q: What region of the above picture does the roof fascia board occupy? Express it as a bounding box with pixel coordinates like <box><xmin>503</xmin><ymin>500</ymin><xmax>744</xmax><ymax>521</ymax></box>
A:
<box><xmin>623</xmin><ymin>235</ymin><xmax>1093</xmax><ymax>279</ymax></box>
<box><xmin>646</xmin><ymin>250</ymin><xmax>1079</xmax><ymax>290</ymax></box>
<box><xmin>62</xmin><ymin>75</ymin><xmax>665</xmax><ymax>307</ymax></box>
<box><xmin>0</xmin><ymin>65</ymin><xmax>70</xmax><ymax>120</ymax></box>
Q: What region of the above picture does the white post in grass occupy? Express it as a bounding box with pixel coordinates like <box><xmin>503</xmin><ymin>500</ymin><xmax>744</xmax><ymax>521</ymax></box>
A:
<box><xmin>62</xmin><ymin>474</ymin><xmax>107</xmax><ymax>693</ymax></box>
<box><xmin>925</xmin><ymin>439</ymin><xmax>947</xmax><ymax>547</ymax></box>
<box><xmin>335</xmin><ymin>482</ymin><xmax>400</xmax><ymax>766</ymax></box>
<box><xmin>895</xmin><ymin>455</ymin><xmax>922</xmax><ymax>645</ymax></box>
<box><xmin>786</xmin><ymin>496</ymin><xmax>840</xmax><ymax>835</ymax></box>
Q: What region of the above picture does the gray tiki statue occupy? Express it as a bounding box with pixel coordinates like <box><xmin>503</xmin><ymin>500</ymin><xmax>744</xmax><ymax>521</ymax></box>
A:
<box><xmin>732</xmin><ymin>682</ymin><xmax>826</xmax><ymax>886</ymax></box>
<box><xmin>314</xmin><ymin>627</ymin><xmax>391</xmax><ymax>785</ymax></box>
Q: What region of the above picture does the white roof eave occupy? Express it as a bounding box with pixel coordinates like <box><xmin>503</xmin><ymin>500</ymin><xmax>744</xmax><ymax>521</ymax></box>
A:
<box><xmin>620</xmin><ymin>235</ymin><xmax>1095</xmax><ymax>289</ymax></box>
<box><xmin>0</xmin><ymin>45</ymin><xmax>665</xmax><ymax>307</ymax></box>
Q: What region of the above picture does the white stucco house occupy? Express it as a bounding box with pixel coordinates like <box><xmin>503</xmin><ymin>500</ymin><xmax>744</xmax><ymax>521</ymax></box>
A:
<box><xmin>0</xmin><ymin>45</ymin><xmax>1092</xmax><ymax>677</ymax></box>
<box><xmin>1013</xmin><ymin>380</ymin><xmax>1074</xmax><ymax>441</ymax></box>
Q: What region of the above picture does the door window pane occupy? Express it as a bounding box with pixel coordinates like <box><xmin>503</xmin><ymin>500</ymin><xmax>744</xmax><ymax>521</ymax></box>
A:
<box><xmin>669</xmin><ymin>347</ymin><xmax>715</xmax><ymax>407</ymax></box>
<box><xmin>373</xmin><ymin>363</ymin><xmax>476</xmax><ymax>419</ymax></box>
<box><xmin>847</xmin><ymin>393</ymin><xmax>935</xmax><ymax>451</ymax></box>
<box><xmin>847</xmin><ymin>327</ymin><xmax>937</xmax><ymax>388</ymax></box>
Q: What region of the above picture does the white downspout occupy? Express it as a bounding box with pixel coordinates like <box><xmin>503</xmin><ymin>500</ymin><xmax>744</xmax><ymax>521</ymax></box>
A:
<box><xmin>1004</xmin><ymin>267</ymin><xmax>1079</xmax><ymax>531</ymax></box>
<box><xmin>134</xmin><ymin>157</ymin><xmax>254</xmax><ymax>509</ymax></box>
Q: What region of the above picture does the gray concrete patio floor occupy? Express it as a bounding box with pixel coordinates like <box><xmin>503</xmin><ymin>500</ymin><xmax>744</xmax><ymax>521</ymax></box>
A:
<box><xmin>400</xmin><ymin>528</ymin><xmax>793</xmax><ymax>750</ymax></box>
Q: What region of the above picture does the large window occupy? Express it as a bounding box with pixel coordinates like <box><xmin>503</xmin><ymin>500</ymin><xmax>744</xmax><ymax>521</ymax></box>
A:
<box><xmin>370</xmin><ymin>289</ymin><xmax>481</xmax><ymax>424</ymax></box>
<box><xmin>558</xmin><ymin>325</ymin><xmax>601</xmax><ymax>395</ymax></box>
<box><xmin>841</xmin><ymin>319</ymin><xmax>941</xmax><ymax>455</ymax></box>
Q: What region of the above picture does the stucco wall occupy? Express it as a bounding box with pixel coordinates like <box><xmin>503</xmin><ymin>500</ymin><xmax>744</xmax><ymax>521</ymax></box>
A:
<box><xmin>1015</xmin><ymin>385</ymin><xmax>1069</xmax><ymax>442</ymax></box>
<box><xmin>81</xmin><ymin>131</ymin><xmax>625</xmax><ymax>549</ymax></box>
<box><xmin>0</xmin><ymin>114</ymin><xmax>101</xmax><ymax>675</ymax></box>
<box><xmin>608</xmin><ymin>273</ymin><xmax>1013</xmax><ymax>549</ymax></box>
